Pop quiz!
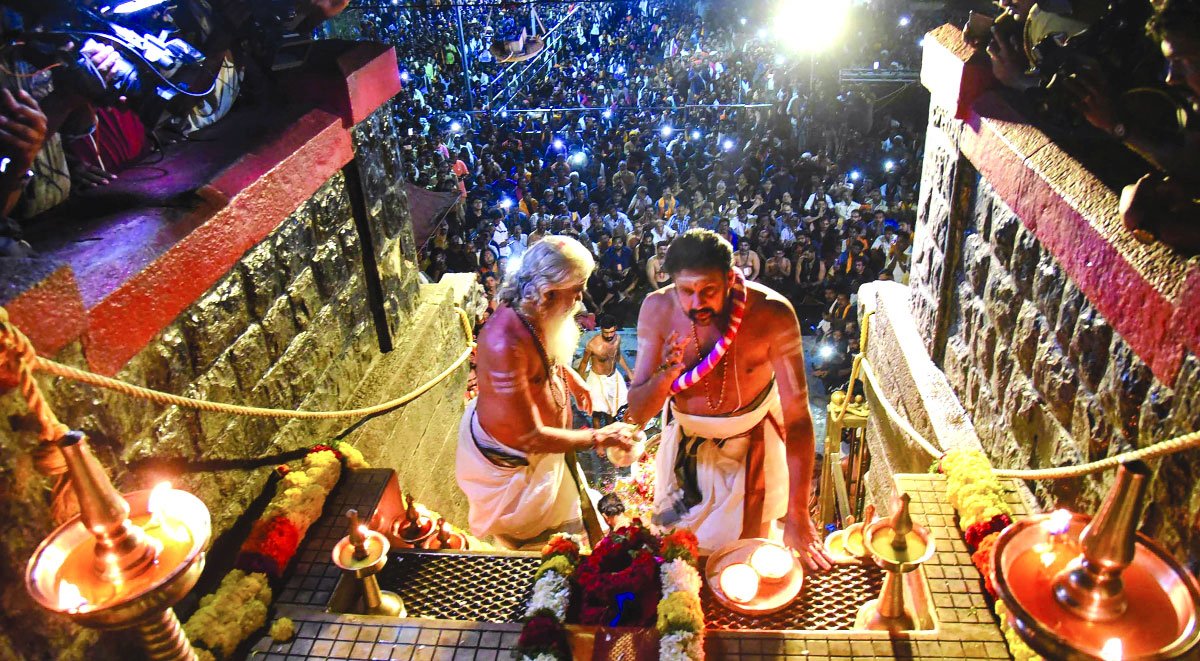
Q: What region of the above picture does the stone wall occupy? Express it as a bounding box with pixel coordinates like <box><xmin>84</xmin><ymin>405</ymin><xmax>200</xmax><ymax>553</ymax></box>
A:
<box><xmin>0</xmin><ymin>66</ymin><xmax>476</xmax><ymax>661</ymax></box>
<box><xmin>909</xmin><ymin>26</ymin><xmax>1200</xmax><ymax>570</ymax></box>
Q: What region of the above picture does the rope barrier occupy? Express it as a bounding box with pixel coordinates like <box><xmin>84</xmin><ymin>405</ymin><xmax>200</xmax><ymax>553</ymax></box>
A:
<box><xmin>858</xmin><ymin>357</ymin><xmax>945</xmax><ymax>460</ymax></box>
<box><xmin>2</xmin><ymin>306</ymin><xmax>476</xmax><ymax>421</ymax></box>
<box><xmin>846</xmin><ymin>325</ymin><xmax>1200</xmax><ymax>481</ymax></box>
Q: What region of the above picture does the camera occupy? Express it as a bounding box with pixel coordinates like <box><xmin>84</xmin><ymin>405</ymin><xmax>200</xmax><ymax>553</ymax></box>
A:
<box><xmin>962</xmin><ymin>8</ymin><xmax>1023</xmax><ymax>49</ymax></box>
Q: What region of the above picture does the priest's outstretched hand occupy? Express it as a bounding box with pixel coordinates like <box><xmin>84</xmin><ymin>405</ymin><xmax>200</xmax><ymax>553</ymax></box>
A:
<box><xmin>784</xmin><ymin>515</ymin><xmax>834</xmax><ymax>572</ymax></box>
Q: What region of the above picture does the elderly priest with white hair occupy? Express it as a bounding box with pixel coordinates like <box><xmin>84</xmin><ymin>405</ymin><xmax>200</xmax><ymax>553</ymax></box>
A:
<box><xmin>456</xmin><ymin>236</ymin><xmax>637</xmax><ymax>549</ymax></box>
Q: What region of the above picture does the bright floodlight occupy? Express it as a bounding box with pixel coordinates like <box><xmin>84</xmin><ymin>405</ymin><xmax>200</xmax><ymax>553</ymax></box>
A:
<box><xmin>400</xmin><ymin>71</ymin><xmax>410</xmax><ymax>82</ymax></box>
<box><xmin>775</xmin><ymin>54</ymin><xmax>785</xmax><ymax>65</ymax></box>
<box><xmin>111</xmin><ymin>0</ymin><xmax>166</xmax><ymax>13</ymax></box>
<box><xmin>918</xmin><ymin>36</ymin><xmax>926</xmax><ymax>47</ymax></box>
<box><xmin>553</xmin><ymin>138</ymin><xmax>564</xmax><ymax>149</ymax></box>
<box><xmin>850</xmin><ymin>169</ymin><xmax>862</xmax><ymax>181</ymax></box>
<box><xmin>616</xmin><ymin>64</ymin><xmax>626</xmax><ymax>75</ymax></box>
<box><xmin>450</xmin><ymin>121</ymin><xmax>462</xmax><ymax>133</ymax></box>
<box><xmin>723</xmin><ymin>139</ymin><xmax>734</xmax><ymax>151</ymax></box>
<box><xmin>819</xmin><ymin>344</ymin><xmax>835</xmax><ymax>358</ymax></box>
<box><xmin>757</xmin><ymin>27</ymin><xmax>767</xmax><ymax>39</ymax></box>
<box><xmin>500</xmin><ymin>198</ymin><xmax>513</xmax><ymax>210</ymax></box>
<box><xmin>740</xmin><ymin>16</ymin><xmax>747</xmax><ymax>25</ymax></box>
<box><xmin>691</xmin><ymin>130</ymin><xmax>701</xmax><ymax>140</ymax></box>
<box><xmin>884</xmin><ymin>159</ymin><xmax>895</xmax><ymax>171</ymax></box>
<box><xmin>501</xmin><ymin>110</ymin><xmax>509</xmax><ymax>118</ymax></box>
<box><xmin>603</xmin><ymin>109</ymin><xmax>613</xmax><ymax>119</ymax></box>
<box><xmin>898</xmin><ymin>15</ymin><xmax>911</xmax><ymax>26</ymax></box>
<box><xmin>571</xmin><ymin>152</ymin><xmax>587</xmax><ymax>165</ymax></box>
<box><xmin>775</xmin><ymin>0</ymin><xmax>850</xmax><ymax>52</ymax></box>
<box><xmin>661</xmin><ymin>126</ymin><xmax>673</xmax><ymax>138</ymax></box>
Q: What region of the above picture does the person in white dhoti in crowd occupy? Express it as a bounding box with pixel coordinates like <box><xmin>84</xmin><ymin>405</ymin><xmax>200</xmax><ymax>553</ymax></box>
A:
<box><xmin>626</xmin><ymin>229</ymin><xmax>834</xmax><ymax>571</ymax></box>
<box><xmin>456</xmin><ymin>237</ymin><xmax>637</xmax><ymax>549</ymax></box>
<box><xmin>576</xmin><ymin>313</ymin><xmax>633</xmax><ymax>427</ymax></box>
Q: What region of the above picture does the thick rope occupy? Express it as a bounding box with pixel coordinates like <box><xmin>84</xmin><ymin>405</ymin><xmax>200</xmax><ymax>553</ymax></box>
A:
<box><xmin>991</xmin><ymin>430</ymin><xmax>1200</xmax><ymax>479</ymax></box>
<box><xmin>4</xmin><ymin>306</ymin><xmax>475</xmax><ymax>420</ymax></box>
<box><xmin>829</xmin><ymin>304</ymin><xmax>1199</xmax><ymax>481</ymax></box>
<box><xmin>858</xmin><ymin>357</ymin><xmax>945</xmax><ymax>460</ymax></box>
<box><xmin>855</xmin><ymin>352</ymin><xmax>1200</xmax><ymax>480</ymax></box>
<box><xmin>0</xmin><ymin>308</ymin><xmax>74</xmax><ymax>520</ymax></box>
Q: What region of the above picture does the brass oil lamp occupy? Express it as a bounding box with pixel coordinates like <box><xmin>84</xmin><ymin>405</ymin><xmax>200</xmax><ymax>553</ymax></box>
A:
<box><xmin>332</xmin><ymin>509</ymin><xmax>405</xmax><ymax>617</ymax></box>
<box><xmin>993</xmin><ymin>461</ymin><xmax>1200</xmax><ymax>659</ymax></box>
<box><xmin>855</xmin><ymin>492</ymin><xmax>935</xmax><ymax>631</ymax></box>
<box><xmin>25</xmin><ymin>431</ymin><xmax>212</xmax><ymax>661</ymax></box>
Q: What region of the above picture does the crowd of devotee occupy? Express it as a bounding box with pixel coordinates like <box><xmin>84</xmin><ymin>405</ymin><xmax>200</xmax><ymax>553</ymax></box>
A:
<box><xmin>397</xmin><ymin>0</ymin><xmax>937</xmax><ymax>399</ymax></box>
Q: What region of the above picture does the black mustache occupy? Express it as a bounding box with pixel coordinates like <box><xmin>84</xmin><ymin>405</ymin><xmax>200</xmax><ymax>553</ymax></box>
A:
<box><xmin>688</xmin><ymin>308</ymin><xmax>715</xmax><ymax>320</ymax></box>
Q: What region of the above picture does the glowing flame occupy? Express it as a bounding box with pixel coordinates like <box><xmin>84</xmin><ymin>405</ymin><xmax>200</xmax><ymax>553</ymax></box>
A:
<box><xmin>57</xmin><ymin>581</ymin><xmax>87</xmax><ymax>612</ymax></box>
<box><xmin>1100</xmin><ymin>637</ymin><xmax>1123</xmax><ymax>661</ymax></box>
<box><xmin>148</xmin><ymin>481</ymin><xmax>172</xmax><ymax>528</ymax></box>
<box><xmin>1047</xmin><ymin>509</ymin><xmax>1072</xmax><ymax>536</ymax></box>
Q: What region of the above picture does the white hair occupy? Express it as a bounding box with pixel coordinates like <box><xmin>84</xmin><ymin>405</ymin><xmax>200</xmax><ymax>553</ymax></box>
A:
<box><xmin>499</xmin><ymin>236</ymin><xmax>594</xmax><ymax>317</ymax></box>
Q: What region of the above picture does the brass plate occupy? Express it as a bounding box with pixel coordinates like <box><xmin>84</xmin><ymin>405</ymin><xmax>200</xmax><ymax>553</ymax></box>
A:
<box><xmin>705</xmin><ymin>539</ymin><xmax>804</xmax><ymax>616</ymax></box>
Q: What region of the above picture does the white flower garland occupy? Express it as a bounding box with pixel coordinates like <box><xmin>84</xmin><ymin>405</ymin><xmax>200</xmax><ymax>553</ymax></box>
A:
<box><xmin>525</xmin><ymin>569</ymin><xmax>571</xmax><ymax>621</ymax></box>
<box><xmin>661</xmin><ymin>558</ymin><xmax>702</xmax><ymax>597</ymax></box>
<box><xmin>660</xmin><ymin>631</ymin><xmax>704</xmax><ymax>661</ymax></box>
<box><xmin>658</xmin><ymin>559</ymin><xmax>705</xmax><ymax>660</ymax></box>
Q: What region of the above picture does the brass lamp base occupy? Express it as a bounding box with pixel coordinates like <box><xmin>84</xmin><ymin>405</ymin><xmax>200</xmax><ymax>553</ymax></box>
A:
<box><xmin>855</xmin><ymin>598</ymin><xmax>916</xmax><ymax>632</ymax></box>
<box><xmin>369</xmin><ymin>588</ymin><xmax>407</xmax><ymax>618</ymax></box>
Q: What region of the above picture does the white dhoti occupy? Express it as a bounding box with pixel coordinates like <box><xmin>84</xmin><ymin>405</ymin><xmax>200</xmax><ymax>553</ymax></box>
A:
<box><xmin>652</xmin><ymin>381</ymin><xmax>790</xmax><ymax>552</ymax></box>
<box><xmin>456</xmin><ymin>398</ymin><xmax>584</xmax><ymax>548</ymax></box>
<box><xmin>585</xmin><ymin>369</ymin><xmax>628</xmax><ymax>416</ymax></box>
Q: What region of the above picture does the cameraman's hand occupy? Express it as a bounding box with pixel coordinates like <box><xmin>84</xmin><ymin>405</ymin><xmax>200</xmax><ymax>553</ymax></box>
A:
<box><xmin>81</xmin><ymin>40</ymin><xmax>124</xmax><ymax>86</ymax></box>
<box><xmin>986</xmin><ymin>27</ymin><xmax>1035</xmax><ymax>91</ymax></box>
<box><xmin>594</xmin><ymin>422</ymin><xmax>637</xmax><ymax>452</ymax></box>
<box><xmin>0</xmin><ymin>89</ymin><xmax>47</xmax><ymax>170</ymax></box>
<box><xmin>1056</xmin><ymin>65</ymin><xmax>1120</xmax><ymax>135</ymax></box>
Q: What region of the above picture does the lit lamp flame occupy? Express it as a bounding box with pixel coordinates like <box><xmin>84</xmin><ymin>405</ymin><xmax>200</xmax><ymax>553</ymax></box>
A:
<box><xmin>1100</xmin><ymin>637</ymin><xmax>1123</xmax><ymax>661</ymax></box>
<box><xmin>147</xmin><ymin>482</ymin><xmax>172</xmax><ymax>529</ymax></box>
<box><xmin>749</xmin><ymin>544</ymin><xmax>792</xmax><ymax>582</ymax></box>
<box><xmin>1048</xmin><ymin>509</ymin><xmax>1072</xmax><ymax>536</ymax></box>
<box><xmin>719</xmin><ymin>563</ymin><xmax>759</xmax><ymax>604</ymax></box>
<box><xmin>57</xmin><ymin>581</ymin><xmax>87</xmax><ymax>613</ymax></box>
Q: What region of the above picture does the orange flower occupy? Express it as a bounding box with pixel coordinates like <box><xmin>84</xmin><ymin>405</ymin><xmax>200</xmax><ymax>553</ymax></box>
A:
<box><xmin>542</xmin><ymin>535</ymin><xmax>581</xmax><ymax>562</ymax></box>
<box><xmin>971</xmin><ymin>532</ymin><xmax>1002</xmax><ymax>597</ymax></box>
<box><xmin>662</xmin><ymin>529</ymin><xmax>700</xmax><ymax>564</ymax></box>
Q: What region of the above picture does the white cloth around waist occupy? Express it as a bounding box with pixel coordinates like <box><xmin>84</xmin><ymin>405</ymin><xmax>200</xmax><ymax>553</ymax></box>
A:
<box><xmin>455</xmin><ymin>398</ymin><xmax>580</xmax><ymax>546</ymax></box>
<box><xmin>653</xmin><ymin>380</ymin><xmax>790</xmax><ymax>552</ymax></box>
<box><xmin>585</xmin><ymin>369</ymin><xmax>628</xmax><ymax>416</ymax></box>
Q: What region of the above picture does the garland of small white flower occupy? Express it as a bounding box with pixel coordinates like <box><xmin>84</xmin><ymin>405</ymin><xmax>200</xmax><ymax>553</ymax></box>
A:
<box><xmin>658</xmin><ymin>558</ymin><xmax>705</xmax><ymax>661</ymax></box>
<box><xmin>520</xmin><ymin>533</ymin><xmax>581</xmax><ymax>661</ymax></box>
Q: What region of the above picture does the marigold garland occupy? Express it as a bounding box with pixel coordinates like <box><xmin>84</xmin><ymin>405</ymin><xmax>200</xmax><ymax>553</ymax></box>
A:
<box><xmin>938</xmin><ymin>449</ymin><xmax>1041</xmax><ymax>661</ymax></box>
<box><xmin>184</xmin><ymin>441</ymin><xmax>360</xmax><ymax>658</ymax></box>
<box><xmin>182</xmin><ymin>570</ymin><xmax>271</xmax><ymax>658</ymax></box>
<box><xmin>939</xmin><ymin>448</ymin><xmax>1013</xmax><ymax>530</ymax></box>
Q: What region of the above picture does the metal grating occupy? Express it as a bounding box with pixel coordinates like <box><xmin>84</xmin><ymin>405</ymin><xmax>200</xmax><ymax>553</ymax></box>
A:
<box><xmin>701</xmin><ymin>563</ymin><xmax>885</xmax><ymax>631</ymax></box>
<box><xmin>375</xmin><ymin>550</ymin><xmax>886</xmax><ymax>631</ymax></box>
<box><xmin>376</xmin><ymin>551</ymin><xmax>541</xmax><ymax>622</ymax></box>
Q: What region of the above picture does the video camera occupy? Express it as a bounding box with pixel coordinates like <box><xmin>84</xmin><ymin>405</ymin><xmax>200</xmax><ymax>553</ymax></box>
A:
<box><xmin>1</xmin><ymin>0</ymin><xmax>210</xmax><ymax>106</ymax></box>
